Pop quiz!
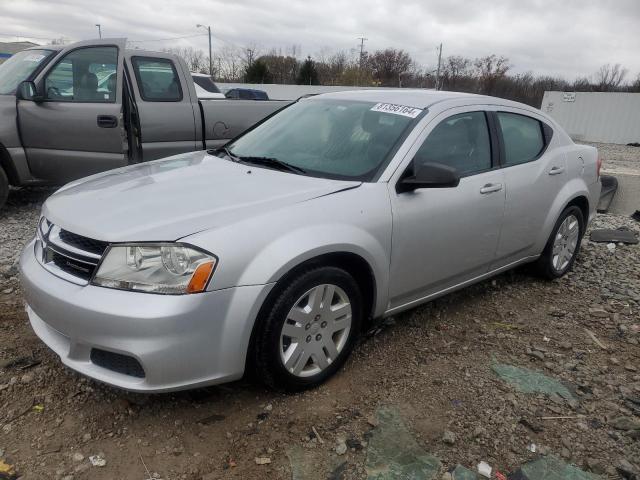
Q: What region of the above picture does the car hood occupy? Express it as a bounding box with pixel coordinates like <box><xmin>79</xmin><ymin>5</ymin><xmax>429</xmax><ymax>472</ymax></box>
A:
<box><xmin>43</xmin><ymin>151</ymin><xmax>361</xmax><ymax>242</ymax></box>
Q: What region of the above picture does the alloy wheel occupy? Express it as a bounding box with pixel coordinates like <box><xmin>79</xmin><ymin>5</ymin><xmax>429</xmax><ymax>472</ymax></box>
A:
<box><xmin>551</xmin><ymin>214</ymin><xmax>580</xmax><ymax>272</ymax></box>
<box><xmin>279</xmin><ymin>284</ymin><xmax>352</xmax><ymax>377</ymax></box>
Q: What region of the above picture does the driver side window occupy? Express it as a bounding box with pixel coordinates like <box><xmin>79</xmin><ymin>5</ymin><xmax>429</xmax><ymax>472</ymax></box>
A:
<box><xmin>415</xmin><ymin>111</ymin><xmax>491</xmax><ymax>176</ymax></box>
<box><xmin>44</xmin><ymin>46</ymin><xmax>118</xmax><ymax>103</ymax></box>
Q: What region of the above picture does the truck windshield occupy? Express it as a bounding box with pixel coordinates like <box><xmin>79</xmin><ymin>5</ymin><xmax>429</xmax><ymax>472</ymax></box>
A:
<box><xmin>0</xmin><ymin>49</ymin><xmax>55</xmax><ymax>95</ymax></box>
<box><xmin>226</xmin><ymin>98</ymin><xmax>421</xmax><ymax>181</ymax></box>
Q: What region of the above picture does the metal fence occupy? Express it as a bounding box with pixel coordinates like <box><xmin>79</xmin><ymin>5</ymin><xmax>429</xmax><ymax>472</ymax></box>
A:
<box><xmin>215</xmin><ymin>82</ymin><xmax>429</xmax><ymax>101</ymax></box>
<box><xmin>541</xmin><ymin>91</ymin><xmax>640</xmax><ymax>144</ymax></box>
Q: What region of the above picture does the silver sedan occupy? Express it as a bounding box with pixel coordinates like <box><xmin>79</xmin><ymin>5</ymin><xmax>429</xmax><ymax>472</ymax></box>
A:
<box><xmin>20</xmin><ymin>90</ymin><xmax>601</xmax><ymax>392</ymax></box>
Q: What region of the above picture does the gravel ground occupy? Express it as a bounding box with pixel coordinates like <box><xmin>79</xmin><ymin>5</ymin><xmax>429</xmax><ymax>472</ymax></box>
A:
<box><xmin>0</xmin><ymin>188</ymin><xmax>639</xmax><ymax>480</ymax></box>
<box><xmin>580</xmin><ymin>142</ymin><xmax>640</xmax><ymax>175</ymax></box>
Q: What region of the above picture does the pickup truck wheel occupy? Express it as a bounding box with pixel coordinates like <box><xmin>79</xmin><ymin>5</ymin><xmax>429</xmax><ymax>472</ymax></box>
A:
<box><xmin>253</xmin><ymin>266</ymin><xmax>362</xmax><ymax>392</ymax></box>
<box><xmin>0</xmin><ymin>168</ymin><xmax>8</xmax><ymax>210</ymax></box>
<box><xmin>535</xmin><ymin>206</ymin><xmax>584</xmax><ymax>279</ymax></box>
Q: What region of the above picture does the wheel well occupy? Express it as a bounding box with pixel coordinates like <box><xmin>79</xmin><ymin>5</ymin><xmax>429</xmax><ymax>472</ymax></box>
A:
<box><xmin>273</xmin><ymin>252</ymin><xmax>377</xmax><ymax>323</ymax></box>
<box><xmin>244</xmin><ymin>252</ymin><xmax>377</xmax><ymax>376</ymax></box>
<box><xmin>566</xmin><ymin>196</ymin><xmax>589</xmax><ymax>227</ymax></box>
<box><xmin>0</xmin><ymin>144</ymin><xmax>19</xmax><ymax>185</ymax></box>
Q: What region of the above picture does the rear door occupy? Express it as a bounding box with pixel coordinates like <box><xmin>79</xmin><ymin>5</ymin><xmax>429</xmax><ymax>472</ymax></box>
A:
<box><xmin>490</xmin><ymin>109</ymin><xmax>566</xmax><ymax>267</ymax></box>
<box><xmin>126</xmin><ymin>53</ymin><xmax>199</xmax><ymax>161</ymax></box>
<box><xmin>18</xmin><ymin>39</ymin><xmax>126</xmax><ymax>183</ymax></box>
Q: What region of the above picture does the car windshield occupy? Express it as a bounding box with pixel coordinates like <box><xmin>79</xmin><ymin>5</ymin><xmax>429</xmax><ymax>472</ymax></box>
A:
<box><xmin>0</xmin><ymin>49</ymin><xmax>55</xmax><ymax>95</ymax></box>
<box><xmin>226</xmin><ymin>98</ymin><xmax>421</xmax><ymax>180</ymax></box>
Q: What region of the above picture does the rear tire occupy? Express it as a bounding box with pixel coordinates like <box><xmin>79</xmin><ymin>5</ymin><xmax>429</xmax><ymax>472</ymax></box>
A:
<box><xmin>252</xmin><ymin>266</ymin><xmax>362</xmax><ymax>392</ymax></box>
<box><xmin>0</xmin><ymin>168</ymin><xmax>8</xmax><ymax>210</ymax></box>
<box><xmin>535</xmin><ymin>206</ymin><xmax>584</xmax><ymax>279</ymax></box>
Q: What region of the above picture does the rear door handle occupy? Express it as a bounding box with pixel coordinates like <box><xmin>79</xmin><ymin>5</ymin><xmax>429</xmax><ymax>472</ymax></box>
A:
<box><xmin>548</xmin><ymin>166</ymin><xmax>565</xmax><ymax>175</ymax></box>
<box><xmin>97</xmin><ymin>115</ymin><xmax>118</xmax><ymax>128</ymax></box>
<box><xmin>480</xmin><ymin>183</ymin><xmax>503</xmax><ymax>194</ymax></box>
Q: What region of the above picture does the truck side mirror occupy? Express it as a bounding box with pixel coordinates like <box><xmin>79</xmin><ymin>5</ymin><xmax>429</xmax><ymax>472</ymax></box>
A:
<box><xmin>17</xmin><ymin>80</ymin><xmax>44</xmax><ymax>103</ymax></box>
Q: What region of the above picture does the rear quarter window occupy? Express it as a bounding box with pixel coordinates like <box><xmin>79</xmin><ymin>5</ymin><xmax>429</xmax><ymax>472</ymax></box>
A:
<box><xmin>497</xmin><ymin>112</ymin><xmax>546</xmax><ymax>166</ymax></box>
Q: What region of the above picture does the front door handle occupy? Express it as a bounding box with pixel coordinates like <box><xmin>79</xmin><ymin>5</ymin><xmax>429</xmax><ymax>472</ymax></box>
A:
<box><xmin>548</xmin><ymin>166</ymin><xmax>565</xmax><ymax>175</ymax></box>
<box><xmin>97</xmin><ymin>115</ymin><xmax>118</xmax><ymax>128</ymax></box>
<box><xmin>480</xmin><ymin>183</ymin><xmax>503</xmax><ymax>194</ymax></box>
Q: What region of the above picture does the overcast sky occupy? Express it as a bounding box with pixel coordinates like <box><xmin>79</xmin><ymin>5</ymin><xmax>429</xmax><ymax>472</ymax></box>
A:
<box><xmin>2</xmin><ymin>0</ymin><xmax>639</xmax><ymax>81</ymax></box>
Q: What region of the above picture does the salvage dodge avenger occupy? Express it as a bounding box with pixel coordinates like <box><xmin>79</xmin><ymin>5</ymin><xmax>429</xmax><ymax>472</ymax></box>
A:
<box><xmin>20</xmin><ymin>90</ymin><xmax>601</xmax><ymax>392</ymax></box>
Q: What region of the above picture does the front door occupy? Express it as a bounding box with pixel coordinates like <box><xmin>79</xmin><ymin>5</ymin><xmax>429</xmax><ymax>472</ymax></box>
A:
<box><xmin>18</xmin><ymin>39</ymin><xmax>126</xmax><ymax>183</ymax></box>
<box><xmin>388</xmin><ymin>109</ymin><xmax>505</xmax><ymax>310</ymax></box>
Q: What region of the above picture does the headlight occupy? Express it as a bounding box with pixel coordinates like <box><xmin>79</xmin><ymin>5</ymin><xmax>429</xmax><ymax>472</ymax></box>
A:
<box><xmin>92</xmin><ymin>244</ymin><xmax>217</xmax><ymax>294</ymax></box>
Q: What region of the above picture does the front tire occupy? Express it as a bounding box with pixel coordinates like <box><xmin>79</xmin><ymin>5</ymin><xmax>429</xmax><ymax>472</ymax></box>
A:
<box><xmin>535</xmin><ymin>206</ymin><xmax>584</xmax><ymax>279</ymax></box>
<box><xmin>252</xmin><ymin>266</ymin><xmax>363</xmax><ymax>392</ymax></box>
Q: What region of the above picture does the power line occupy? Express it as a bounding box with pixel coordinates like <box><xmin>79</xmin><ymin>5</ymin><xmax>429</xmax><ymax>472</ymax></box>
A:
<box><xmin>128</xmin><ymin>33</ymin><xmax>206</xmax><ymax>43</ymax></box>
<box><xmin>0</xmin><ymin>32</ymin><xmax>53</xmax><ymax>41</ymax></box>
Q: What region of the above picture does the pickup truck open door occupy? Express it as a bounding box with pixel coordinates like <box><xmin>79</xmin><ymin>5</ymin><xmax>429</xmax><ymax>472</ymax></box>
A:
<box><xmin>17</xmin><ymin>39</ymin><xmax>127</xmax><ymax>183</ymax></box>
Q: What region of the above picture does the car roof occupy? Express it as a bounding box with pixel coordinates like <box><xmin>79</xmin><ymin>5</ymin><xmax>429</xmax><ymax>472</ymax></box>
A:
<box><xmin>313</xmin><ymin>89</ymin><xmax>518</xmax><ymax>110</ymax></box>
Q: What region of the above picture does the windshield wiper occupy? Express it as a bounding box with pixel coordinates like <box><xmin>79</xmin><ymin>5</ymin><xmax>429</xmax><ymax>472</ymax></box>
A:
<box><xmin>237</xmin><ymin>156</ymin><xmax>306</xmax><ymax>175</ymax></box>
<box><xmin>212</xmin><ymin>146</ymin><xmax>241</xmax><ymax>163</ymax></box>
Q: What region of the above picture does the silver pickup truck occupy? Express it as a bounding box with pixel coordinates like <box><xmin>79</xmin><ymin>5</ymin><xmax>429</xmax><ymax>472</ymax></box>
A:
<box><xmin>0</xmin><ymin>39</ymin><xmax>291</xmax><ymax>208</ymax></box>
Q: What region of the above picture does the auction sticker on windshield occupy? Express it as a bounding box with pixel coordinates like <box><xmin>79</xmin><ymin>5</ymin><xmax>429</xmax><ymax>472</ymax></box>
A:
<box><xmin>370</xmin><ymin>103</ymin><xmax>422</xmax><ymax>118</ymax></box>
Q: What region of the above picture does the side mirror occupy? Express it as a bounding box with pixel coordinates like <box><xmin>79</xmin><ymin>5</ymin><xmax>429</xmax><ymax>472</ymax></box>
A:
<box><xmin>397</xmin><ymin>160</ymin><xmax>460</xmax><ymax>193</ymax></box>
<box><xmin>17</xmin><ymin>80</ymin><xmax>44</xmax><ymax>103</ymax></box>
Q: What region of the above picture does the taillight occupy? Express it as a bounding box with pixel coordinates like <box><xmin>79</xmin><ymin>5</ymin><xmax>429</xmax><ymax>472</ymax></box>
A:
<box><xmin>596</xmin><ymin>157</ymin><xmax>603</xmax><ymax>179</ymax></box>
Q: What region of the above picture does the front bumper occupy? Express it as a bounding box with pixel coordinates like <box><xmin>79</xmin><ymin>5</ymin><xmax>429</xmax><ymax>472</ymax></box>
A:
<box><xmin>19</xmin><ymin>240</ymin><xmax>274</xmax><ymax>392</ymax></box>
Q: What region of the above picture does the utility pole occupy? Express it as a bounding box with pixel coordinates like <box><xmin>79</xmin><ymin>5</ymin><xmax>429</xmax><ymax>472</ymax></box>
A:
<box><xmin>197</xmin><ymin>24</ymin><xmax>213</xmax><ymax>77</ymax></box>
<box><xmin>435</xmin><ymin>42</ymin><xmax>443</xmax><ymax>90</ymax></box>
<box><xmin>357</xmin><ymin>36</ymin><xmax>367</xmax><ymax>86</ymax></box>
<box><xmin>95</xmin><ymin>24</ymin><xmax>102</xmax><ymax>39</ymax></box>
<box><xmin>357</xmin><ymin>36</ymin><xmax>367</xmax><ymax>69</ymax></box>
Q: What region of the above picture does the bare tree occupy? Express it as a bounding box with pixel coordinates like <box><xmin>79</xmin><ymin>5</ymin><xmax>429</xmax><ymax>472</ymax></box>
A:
<box><xmin>441</xmin><ymin>55</ymin><xmax>471</xmax><ymax>89</ymax></box>
<box><xmin>474</xmin><ymin>54</ymin><xmax>510</xmax><ymax>94</ymax></box>
<box><xmin>163</xmin><ymin>47</ymin><xmax>207</xmax><ymax>73</ymax></box>
<box><xmin>594</xmin><ymin>63</ymin><xmax>628</xmax><ymax>91</ymax></box>
<box><xmin>213</xmin><ymin>45</ymin><xmax>244</xmax><ymax>82</ymax></box>
<box><xmin>367</xmin><ymin>48</ymin><xmax>413</xmax><ymax>87</ymax></box>
<box><xmin>630</xmin><ymin>74</ymin><xmax>640</xmax><ymax>93</ymax></box>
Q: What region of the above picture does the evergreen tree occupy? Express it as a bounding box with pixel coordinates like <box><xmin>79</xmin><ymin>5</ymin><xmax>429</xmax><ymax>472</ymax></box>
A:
<box><xmin>245</xmin><ymin>59</ymin><xmax>272</xmax><ymax>83</ymax></box>
<box><xmin>296</xmin><ymin>56</ymin><xmax>319</xmax><ymax>85</ymax></box>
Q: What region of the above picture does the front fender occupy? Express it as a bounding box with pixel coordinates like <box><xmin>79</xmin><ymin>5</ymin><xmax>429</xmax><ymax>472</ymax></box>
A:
<box><xmin>183</xmin><ymin>183</ymin><xmax>393</xmax><ymax>317</ymax></box>
<box><xmin>237</xmin><ymin>223</ymin><xmax>390</xmax><ymax>317</ymax></box>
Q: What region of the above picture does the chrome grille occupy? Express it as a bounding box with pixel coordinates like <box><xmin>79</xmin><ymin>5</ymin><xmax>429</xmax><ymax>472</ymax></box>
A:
<box><xmin>58</xmin><ymin>229</ymin><xmax>109</xmax><ymax>256</ymax></box>
<box><xmin>47</xmin><ymin>248</ymin><xmax>97</xmax><ymax>281</ymax></box>
<box><xmin>36</xmin><ymin>219</ymin><xmax>106</xmax><ymax>285</ymax></box>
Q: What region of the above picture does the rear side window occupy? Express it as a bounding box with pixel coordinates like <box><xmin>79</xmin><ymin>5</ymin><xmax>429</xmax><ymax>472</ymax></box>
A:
<box><xmin>497</xmin><ymin>112</ymin><xmax>545</xmax><ymax>166</ymax></box>
<box><xmin>132</xmin><ymin>57</ymin><xmax>182</xmax><ymax>102</ymax></box>
<box><xmin>239</xmin><ymin>89</ymin><xmax>254</xmax><ymax>100</ymax></box>
<box><xmin>414</xmin><ymin>111</ymin><xmax>492</xmax><ymax>176</ymax></box>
